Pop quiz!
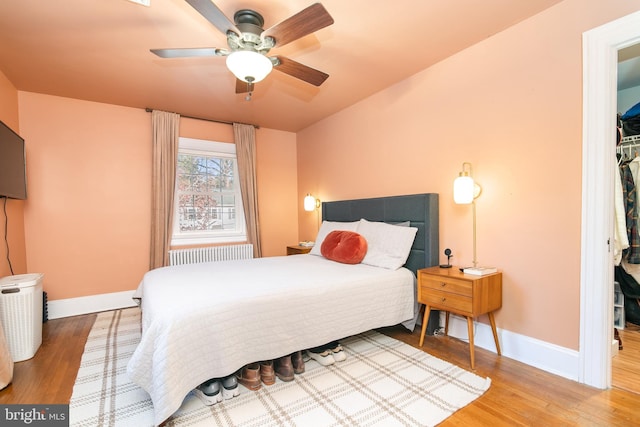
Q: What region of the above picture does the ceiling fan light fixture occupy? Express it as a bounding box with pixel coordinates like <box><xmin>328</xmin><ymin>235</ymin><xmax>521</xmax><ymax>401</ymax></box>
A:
<box><xmin>226</xmin><ymin>50</ymin><xmax>273</xmax><ymax>83</ymax></box>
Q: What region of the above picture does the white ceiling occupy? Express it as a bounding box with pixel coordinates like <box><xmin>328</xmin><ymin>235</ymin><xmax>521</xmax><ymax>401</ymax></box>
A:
<box><xmin>0</xmin><ymin>0</ymin><xmax>566</xmax><ymax>132</ymax></box>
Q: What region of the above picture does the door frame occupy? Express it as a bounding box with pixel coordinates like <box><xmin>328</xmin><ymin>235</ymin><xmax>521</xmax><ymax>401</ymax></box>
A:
<box><xmin>581</xmin><ymin>10</ymin><xmax>640</xmax><ymax>388</ymax></box>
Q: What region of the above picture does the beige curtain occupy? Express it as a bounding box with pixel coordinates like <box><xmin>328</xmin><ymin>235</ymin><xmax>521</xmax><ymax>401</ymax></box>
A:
<box><xmin>233</xmin><ymin>123</ymin><xmax>262</xmax><ymax>258</ymax></box>
<box><xmin>149</xmin><ymin>110</ymin><xmax>180</xmax><ymax>269</ymax></box>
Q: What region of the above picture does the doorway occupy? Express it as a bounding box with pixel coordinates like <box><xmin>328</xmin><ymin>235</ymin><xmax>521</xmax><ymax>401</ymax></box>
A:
<box><xmin>611</xmin><ymin>43</ymin><xmax>640</xmax><ymax>394</ymax></box>
<box><xmin>581</xmin><ymin>10</ymin><xmax>640</xmax><ymax>389</ymax></box>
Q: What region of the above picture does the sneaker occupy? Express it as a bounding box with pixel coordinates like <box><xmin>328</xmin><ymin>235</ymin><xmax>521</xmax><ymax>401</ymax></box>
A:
<box><xmin>331</xmin><ymin>344</ymin><xmax>347</xmax><ymax>362</ymax></box>
<box><xmin>221</xmin><ymin>375</ymin><xmax>240</xmax><ymax>400</ymax></box>
<box><xmin>307</xmin><ymin>349</ymin><xmax>335</xmax><ymax>366</ymax></box>
<box><xmin>194</xmin><ymin>379</ymin><xmax>222</xmax><ymax>406</ymax></box>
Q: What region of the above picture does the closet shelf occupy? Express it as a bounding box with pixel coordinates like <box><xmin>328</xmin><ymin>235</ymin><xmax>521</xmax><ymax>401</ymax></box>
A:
<box><xmin>617</xmin><ymin>134</ymin><xmax>640</xmax><ymax>157</ymax></box>
<box><xmin>621</xmin><ymin>134</ymin><xmax>640</xmax><ymax>145</ymax></box>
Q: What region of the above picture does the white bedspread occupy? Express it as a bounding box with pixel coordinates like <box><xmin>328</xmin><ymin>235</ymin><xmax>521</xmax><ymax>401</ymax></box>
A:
<box><xmin>126</xmin><ymin>254</ymin><xmax>416</xmax><ymax>425</ymax></box>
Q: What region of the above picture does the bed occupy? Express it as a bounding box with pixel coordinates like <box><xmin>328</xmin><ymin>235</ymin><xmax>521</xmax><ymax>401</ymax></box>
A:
<box><xmin>127</xmin><ymin>193</ymin><xmax>439</xmax><ymax>425</ymax></box>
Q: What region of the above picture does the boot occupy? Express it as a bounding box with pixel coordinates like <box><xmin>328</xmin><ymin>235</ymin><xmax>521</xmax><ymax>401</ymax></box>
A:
<box><xmin>260</xmin><ymin>360</ymin><xmax>276</xmax><ymax>385</ymax></box>
<box><xmin>291</xmin><ymin>350</ymin><xmax>305</xmax><ymax>374</ymax></box>
<box><xmin>274</xmin><ymin>355</ymin><xmax>294</xmax><ymax>382</ymax></box>
<box><xmin>235</xmin><ymin>363</ymin><xmax>261</xmax><ymax>391</ymax></box>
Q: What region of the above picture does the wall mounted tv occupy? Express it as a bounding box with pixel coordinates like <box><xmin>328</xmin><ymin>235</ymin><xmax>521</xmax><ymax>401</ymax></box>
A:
<box><xmin>0</xmin><ymin>120</ymin><xmax>27</xmax><ymax>200</ymax></box>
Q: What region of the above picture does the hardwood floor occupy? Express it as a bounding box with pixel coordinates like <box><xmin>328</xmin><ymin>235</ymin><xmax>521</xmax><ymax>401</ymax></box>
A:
<box><xmin>1</xmin><ymin>312</ymin><xmax>640</xmax><ymax>426</ymax></box>
<box><xmin>0</xmin><ymin>313</ymin><xmax>96</xmax><ymax>404</ymax></box>
<box><xmin>612</xmin><ymin>326</ymin><xmax>640</xmax><ymax>395</ymax></box>
<box><xmin>381</xmin><ymin>325</ymin><xmax>640</xmax><ymax>426</ymax></box>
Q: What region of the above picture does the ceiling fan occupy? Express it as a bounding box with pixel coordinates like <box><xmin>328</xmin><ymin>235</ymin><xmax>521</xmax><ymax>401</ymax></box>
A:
<box><xmin>151</xmin><ymin>0</ymin><xmax>334</xmax><ymax>96</ymax></box>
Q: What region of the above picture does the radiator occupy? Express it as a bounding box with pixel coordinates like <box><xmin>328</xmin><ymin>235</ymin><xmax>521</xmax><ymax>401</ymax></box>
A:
<box><xmin>168</xmin><ymin>244</ymin><xmax>254</xmax><ymax>266</ymax></box>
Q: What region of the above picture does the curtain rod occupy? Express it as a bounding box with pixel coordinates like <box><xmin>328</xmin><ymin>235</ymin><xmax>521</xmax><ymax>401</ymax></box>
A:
<box><xmin>144</xmin><ymin>108</ymin><xmax>258</xmax><ymax>129</ymax></box>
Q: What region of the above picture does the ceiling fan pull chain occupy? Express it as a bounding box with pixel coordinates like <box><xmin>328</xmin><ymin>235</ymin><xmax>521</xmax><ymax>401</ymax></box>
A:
<box><xmin>245</xmin><ymin>79</ymin><xmax>254</xmax><ymax>101</ymax></box>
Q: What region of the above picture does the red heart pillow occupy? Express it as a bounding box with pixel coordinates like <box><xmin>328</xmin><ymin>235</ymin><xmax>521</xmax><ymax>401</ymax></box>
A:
<box><xmin>320</xmin><ymin>230</ymin><xmax>368</xmax><ymax>264</ymax></box>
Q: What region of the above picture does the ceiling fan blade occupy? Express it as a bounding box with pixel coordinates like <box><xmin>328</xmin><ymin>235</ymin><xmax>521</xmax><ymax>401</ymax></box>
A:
<box><xmin>150</xmin><ymin>47</ymin><xmax>222</xmax><ymax>58</ymax></box>
<box><xmin>185</xmin><ymin>0</ymin><xmax>241</xmax><ymax>36</ymax></box>
<box><xmin>235</xmin><ymin>79</ymin><xmax>253</xmax><ymax>94</ymax></box>
<box><xmin>262</xmin><ymin>3</ymin><xmax>334</xmax><ymax>48</ymax></box>
<box><xmin>274</xmin><ymin>56</ymin><xmax>329</xmax><ymax>86</ymax></box>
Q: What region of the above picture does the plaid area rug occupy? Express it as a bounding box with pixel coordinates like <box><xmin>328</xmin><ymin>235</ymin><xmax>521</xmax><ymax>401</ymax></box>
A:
<box><xmin>70</xmin><ymin>308</ymin><xmax>491</xmax><ymax>427</ymax></box>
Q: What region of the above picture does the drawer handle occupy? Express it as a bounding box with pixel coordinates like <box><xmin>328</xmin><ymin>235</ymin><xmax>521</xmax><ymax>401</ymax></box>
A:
<box><xmin>441</xmin><ymin>297</ymin><xmax>446</xmax><ymax>302</ymax></box>
<box><xmin>440</xmin><ymin>282</ymin><xmax>446</xmax><ymax>287</ymax></box>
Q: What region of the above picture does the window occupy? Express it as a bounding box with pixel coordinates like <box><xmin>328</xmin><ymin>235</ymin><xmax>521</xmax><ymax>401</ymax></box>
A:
<box><xmin>172</xmin><ymin>137</ymin><xmax>246</xmax><ymax>245</ymax></box>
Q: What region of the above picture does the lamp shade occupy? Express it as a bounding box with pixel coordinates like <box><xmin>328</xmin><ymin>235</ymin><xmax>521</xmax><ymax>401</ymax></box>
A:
<box><xmin>454</xmin><ymin>175</ymin><xmax>475</xmax><ymax>204</ymax></box>
<box><xmin>304</xmin><ymin>194</ymin><xmax>317</xmax><ymax>211</ymax></box>
<box><xmin>226</xmin><ymin>51</ymin><xmax>273</xmax><ymax>83</ymax></box>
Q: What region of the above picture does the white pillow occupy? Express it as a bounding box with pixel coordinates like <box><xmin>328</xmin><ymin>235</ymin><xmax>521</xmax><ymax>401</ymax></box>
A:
<box><xmin>309</xmin><ymin>221</ymin><xmax>360</xmax><ymax>256</ymax></box>
<box><xmin>357</xmin><ymin>219</ymin><xmax>418</xmax><ymax>270</ymax></box>
<box><xmin>392</xmin><ymin>221</ymin><xmax>411</xmax><ymax>227</ymax></box>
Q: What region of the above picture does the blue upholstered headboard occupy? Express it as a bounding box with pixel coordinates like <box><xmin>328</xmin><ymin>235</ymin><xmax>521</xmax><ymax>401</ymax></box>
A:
<box><xmin>322</xmin><ymin>193</ymin><xmax>439</xmax><ymax>274</ymax></box>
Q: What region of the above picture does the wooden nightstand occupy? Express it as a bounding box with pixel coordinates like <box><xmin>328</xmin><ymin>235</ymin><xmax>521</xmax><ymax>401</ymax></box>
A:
<box><xmin>417</xmin><ymin>266</ymin><xmax>502</xmax><ymax>369</ymax></box>
<box><xmin>286</xmin><ymin>245</ymin><xmax>312</xmax><ymax>255</ymax></box>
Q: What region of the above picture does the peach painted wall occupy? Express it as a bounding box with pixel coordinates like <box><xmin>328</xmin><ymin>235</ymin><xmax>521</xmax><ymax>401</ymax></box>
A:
<box><xmin>251</xmin><ymin>127</ymin><xmax>299</xmax><ymax>257</ymax></box>
<box><xmin>297</xmin><ymin>0</ymin><xmax>640</xmax><ymax>351</ymax></box>
<box><xmin>0</xmin><ymin>70</ymin><xmax>27</xmax><ymax>278</ymax></box>
<box><xmin>19</xmin><ymin>93</ymin><xmax>151</xmax><ymax>300</ymax></box>
<box><xmin>17</xmin><ymin>93</ymin><xmax>297</xmax><ymax>301</ymax></box>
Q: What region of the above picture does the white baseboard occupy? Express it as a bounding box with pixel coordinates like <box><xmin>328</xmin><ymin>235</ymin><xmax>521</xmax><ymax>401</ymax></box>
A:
<box><xmin>47</xmin><ymin>290</ymin><xmax>137</xmax><ymax>320</ymax></box>
<box><xmin>441</xmin><ymin>312</ymin><xmax>580</xmax><ymax>382</ymax></box>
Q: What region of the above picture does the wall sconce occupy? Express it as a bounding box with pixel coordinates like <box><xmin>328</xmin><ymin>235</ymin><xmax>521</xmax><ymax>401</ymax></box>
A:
<box><xmin>304</xmin><ymin>194</ymin><xmax>321</xmax><ymax>212</ymax></box>
<box><xmin>304</xmin><ymin>193</ymin><xmax>321</xmax><ymax>232</ymax></box>
<box><xmin>453</xmin><ymin>162</ymin><xmax>482</xmax><ymax>268</ymax></box>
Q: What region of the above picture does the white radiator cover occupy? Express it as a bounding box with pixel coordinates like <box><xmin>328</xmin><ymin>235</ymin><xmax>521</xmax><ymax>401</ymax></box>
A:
<box><xmin>169</xmin><ymin>244</ymin><xmax>254</xmax><ymax>266</ymax></box>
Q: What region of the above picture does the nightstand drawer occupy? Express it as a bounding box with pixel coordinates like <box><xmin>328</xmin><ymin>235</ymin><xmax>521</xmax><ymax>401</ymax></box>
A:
<box><xmin>421</xmin><ymin>290</ymin><xmax>473</xmax><ymax>313</ymax></box>
<box><xmin>419</xmin><ymin>275</ymin><xmax>472</xmax><ymax>297</ymax></box>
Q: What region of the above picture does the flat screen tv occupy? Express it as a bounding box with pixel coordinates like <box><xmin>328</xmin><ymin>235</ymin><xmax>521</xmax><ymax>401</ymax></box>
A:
<box><xmin>0</xmin><ymin>120</ymin><xmax>27</xmax><ymax>200</ymax></box>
